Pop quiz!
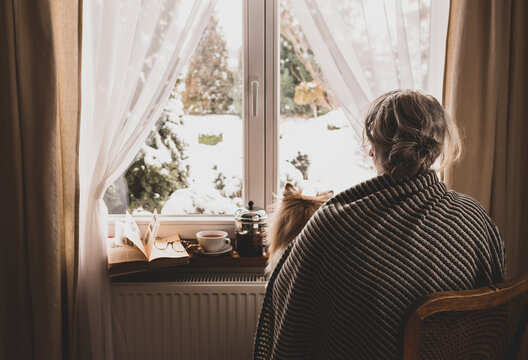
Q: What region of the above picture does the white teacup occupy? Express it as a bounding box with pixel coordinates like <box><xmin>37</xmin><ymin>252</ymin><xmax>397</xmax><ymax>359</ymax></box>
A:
<box><xmin>196</xmin><ymin>230</ymin><xmax>231</xmax><ymax>253</ymax></box>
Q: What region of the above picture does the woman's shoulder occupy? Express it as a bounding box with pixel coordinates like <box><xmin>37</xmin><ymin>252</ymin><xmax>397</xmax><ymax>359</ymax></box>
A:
<box><xmin>440</xmin><ymin>189</ymin><xmax>500</xmax><ymax>234</ymax></box>
<box><xmin>442</xmin><ymin>189</ymin><xmax>491</xmax><ymax>217</ymax></box>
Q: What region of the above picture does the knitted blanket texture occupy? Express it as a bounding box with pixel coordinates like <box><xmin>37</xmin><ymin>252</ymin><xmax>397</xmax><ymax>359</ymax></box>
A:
<box><xmin>253</xmin><ymin>171</ymin><xmax>506</xmax><ymax>360</ymax></box>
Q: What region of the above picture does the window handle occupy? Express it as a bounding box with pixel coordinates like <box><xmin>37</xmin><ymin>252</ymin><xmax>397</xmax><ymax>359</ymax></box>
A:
<box><xmin>251</xmin><ymin>80</ymin><xmax>259</xmax><ymax>117</ymax></box>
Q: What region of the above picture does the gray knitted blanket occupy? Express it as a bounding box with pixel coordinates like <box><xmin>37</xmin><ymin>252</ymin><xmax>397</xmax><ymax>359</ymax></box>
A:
<box><xmin>253</xmin><ymin>171</ymin><xmax>506</xmax><ymax>359</ymax></box>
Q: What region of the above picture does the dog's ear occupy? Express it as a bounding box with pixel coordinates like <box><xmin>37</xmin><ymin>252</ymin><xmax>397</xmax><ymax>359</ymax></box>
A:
<box><xmin>283</xmin><ymin>182</ymin><xmax>297</xmax><ymax>196</ymax></box>
<box><xmin>316</xmin><ymin>190</ymin><xmax>334</xmax><ymax>198</ymax></box>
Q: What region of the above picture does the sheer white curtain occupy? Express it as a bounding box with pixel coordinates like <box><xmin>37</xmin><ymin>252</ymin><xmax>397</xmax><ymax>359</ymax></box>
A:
<box><xmin>78</xmin><ymin>0</ymin><xmax>215</xmax><ymax>358</ymax></box>
<box><xmin>289</xmin><ymin>0</ymin><xmax>450</xmax><ymax>138</ymax></box>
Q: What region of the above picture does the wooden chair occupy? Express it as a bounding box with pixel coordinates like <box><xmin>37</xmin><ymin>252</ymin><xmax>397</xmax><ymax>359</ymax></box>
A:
<box><xmin>400</xmin><ymin>273</ymin><xmax>528</xmax><ymax>360</ymax></box>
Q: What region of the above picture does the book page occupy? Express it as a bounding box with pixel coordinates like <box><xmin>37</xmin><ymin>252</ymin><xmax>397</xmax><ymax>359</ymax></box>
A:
<box><xmin>149</xmin><ymin>233</ymin><xmax>189</xmax><ymax>261</ymax></box>
<box><xmin>107</xmin><ymin>221</ymin><xmax>147</xmax><ymax>264</ymax></box>
<box><xmin>107</xmin><ymin>240</ymin><xmax>148</xmax><ymax>264</ymax></box>
<box><xmin>123</xmin><ymin>212</ymin><xmax>147</xmax><ymax>257</ymax></box>
<box><xmin>142</xmin><ymin>210</ymin><xmax>160</xmax><ymax>259</ymax></box>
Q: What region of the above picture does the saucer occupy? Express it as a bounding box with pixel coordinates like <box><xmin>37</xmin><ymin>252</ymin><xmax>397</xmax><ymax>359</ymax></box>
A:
<box><xmin>202</xmin><ymin>244</ymin><xmax>233</xmax><ymax>256</ymax></box>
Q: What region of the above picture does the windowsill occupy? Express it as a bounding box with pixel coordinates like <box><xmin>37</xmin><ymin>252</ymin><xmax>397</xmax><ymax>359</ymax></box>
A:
<box><xmin>185</xmin><ymin>253</ymin><xmax>267</xmax><ymax>268</ymax></box>
<box><xmin>111</xmin><ymin>256</ymin><xmax>267</xmax><ymax>282</ymax></box>
<box><xmin>107</xmin><ymin>215</ymin><xmax>266</xmax><ymax>276</ymax></box>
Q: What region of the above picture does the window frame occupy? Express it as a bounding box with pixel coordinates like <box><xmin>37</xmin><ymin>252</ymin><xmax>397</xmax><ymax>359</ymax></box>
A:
<box><xmin>244</xmin><ymin>0</ymin><xmax>278</xmax><ymax>211</ymax></box>
<box><xmin>109</xmin><ymin>0</ymin><xmax>278</xmax><ymax>233</ymax></box>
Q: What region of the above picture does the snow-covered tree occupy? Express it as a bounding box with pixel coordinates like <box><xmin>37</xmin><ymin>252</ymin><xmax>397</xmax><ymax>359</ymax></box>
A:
<box><xmin>279</xmin><ymin>161</ymin><xmax>304</xmax><ymax>190</ymax></box>
<box><xmin>182</xmin><ymin>15</ymin><xmax>234</xmax><ymax>114</ymax></box>
<box><xmin>213</xmin><ymin>165</ymin><xmax>242</xmax><ymax>203</ymax></box>
<box><xmin>124</xmin><ymin>91</ymin><xmax>190</xmax><ymax>212</ymax></box>
<box><xmin>103</xmin><ymin>177</ymin><xmax>128</xmax><ymax>214</ymax></box>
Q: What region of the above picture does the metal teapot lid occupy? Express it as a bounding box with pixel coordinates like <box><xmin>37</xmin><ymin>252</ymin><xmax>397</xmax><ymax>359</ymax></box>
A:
<box><xmin>234</xmin><ymin>201</ymin><xmax>267</xmax><ymax>223</ymax></box>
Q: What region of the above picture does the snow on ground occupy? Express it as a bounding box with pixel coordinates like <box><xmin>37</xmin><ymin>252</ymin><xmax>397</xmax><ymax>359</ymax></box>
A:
<box><xmin>161</xmin><ymin>114</ymin><xmax>243</xmax><ymax>215</ymax></box>
<box><xmin>161</xmin><ymin>110</ymin><xmax>376</xmax><ymax>215</ymax></box>
<box><xmin>177</xmin><ymin>114</ymin><xmax>243</xmax><ymax>192</ymax></box>
<box><xmin>279</xmin><ymin>109</ymin><xmax>376</xmax><ymax>195</ymax></box>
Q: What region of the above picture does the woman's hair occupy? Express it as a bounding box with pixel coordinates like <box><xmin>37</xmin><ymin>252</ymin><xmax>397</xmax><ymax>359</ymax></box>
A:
<box><xmin>363</xmin><ymin>89</ymin><xmax>462</xmax><ymax>180</ymax></box>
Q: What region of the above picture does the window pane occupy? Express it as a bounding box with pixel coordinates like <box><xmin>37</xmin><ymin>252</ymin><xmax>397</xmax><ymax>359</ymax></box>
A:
<box><xmin>105</xmin><ymin>1</ymin><xmax>243</xmax><ymax>215</ymax></box>
<box><xmin>278</xmin><ymin>0</ymin><xmax>376</xmax><ymax>195</ymax></box>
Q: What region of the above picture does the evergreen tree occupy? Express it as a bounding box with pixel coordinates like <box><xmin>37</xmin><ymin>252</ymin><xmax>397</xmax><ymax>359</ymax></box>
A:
<box><xmin>279</xmin><ymin>0</ymin><xmax>337</xmax><ymax>115</ymax></box>
<box><xmin>280</xmin><ymin>60</ymin><xmax>296</xmax><ymax>115</ymax></box>
<box><xmin>280</xmin><ymin>35</ymin><xmax>312</xmax><ymax>116</ymax></box>
<box><xmin>123</xmin><ymin>91</ymin><xmax>190</xmax><ymax>212</ymax></box>
<box><xmin>182</xmin><ymin>15</ymin><xmax>234</xmax><ymax>114</ymax></box>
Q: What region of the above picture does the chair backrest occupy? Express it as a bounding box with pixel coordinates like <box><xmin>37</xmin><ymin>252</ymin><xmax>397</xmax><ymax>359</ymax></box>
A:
<box><xmin>401</xmin><ymin>273</ymin><xmax>528</xmax><ymax>360</ymax></box>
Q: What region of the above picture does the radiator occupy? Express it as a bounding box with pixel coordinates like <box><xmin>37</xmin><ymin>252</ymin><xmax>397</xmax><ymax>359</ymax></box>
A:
<box><xmin>112</xmin><ymin>273</ymin><xmax>267</xmax><ymax>360</ymax></box>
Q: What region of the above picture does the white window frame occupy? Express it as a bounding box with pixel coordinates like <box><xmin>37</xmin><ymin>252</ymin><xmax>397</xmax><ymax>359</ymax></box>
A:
<box><xmin>108</xmin><ymin>0</ymin><xmax>278</xmax><ymax>237</ymax></box>
<box><xmin>245</xmin><ymin>0</ymin><xmax>278</xmax><ymax>210</ymax></box>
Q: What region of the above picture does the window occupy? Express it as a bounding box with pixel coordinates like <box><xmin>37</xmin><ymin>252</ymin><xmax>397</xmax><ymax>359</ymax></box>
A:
<box><xmin>105</xmin><ymin>0</ymin><xmax>246</xmax><ymax>216</ymax></box>
<box><xmin>277</xmin><ymin>1</ymin><xmax>376</xmax><ymax>195</ymax></box>
<box><xmin>106</xmin><ymin>0</ymin><xmax>430</xmax><ymax>218</ymax></box>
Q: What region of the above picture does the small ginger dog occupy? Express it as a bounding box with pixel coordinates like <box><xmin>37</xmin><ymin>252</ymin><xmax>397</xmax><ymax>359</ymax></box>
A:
<box><xmin>264</xmin><ymin>182</ymin><xmax>333</xmax><ymax>275</ymax></box>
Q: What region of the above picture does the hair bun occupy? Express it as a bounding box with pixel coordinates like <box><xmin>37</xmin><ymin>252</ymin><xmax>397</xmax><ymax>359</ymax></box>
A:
<box><xmin>418</xmin><ymin>137</ymin><xmax>437</xmax><ymax>153</ymax></box>
<box><xmin>364</xmin><ymin>90</ymin><xmax>461</xmax><ymax>180</ymax></box>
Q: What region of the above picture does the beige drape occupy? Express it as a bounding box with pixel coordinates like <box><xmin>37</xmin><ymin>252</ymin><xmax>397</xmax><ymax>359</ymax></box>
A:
<box><xmin>443</xmin><ymin>0</ymin><xmax>528</xmax><ymax>279</ymax></box>
<box><xmin>0</xmin><ymin>0</ymin><xmax>80</xmax><ymax>358</ymax></box>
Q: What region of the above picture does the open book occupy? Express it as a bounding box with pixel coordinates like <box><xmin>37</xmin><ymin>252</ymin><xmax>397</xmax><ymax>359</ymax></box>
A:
<box><xmin>107</xmin><ymin>211</ymin><xmax>189</xmax><ymax>277</ymax></box>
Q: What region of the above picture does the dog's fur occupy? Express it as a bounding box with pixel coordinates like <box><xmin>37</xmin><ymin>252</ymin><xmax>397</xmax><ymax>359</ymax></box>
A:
<box><xmin>264</xmin><ymin>183</ymin><xmax>333</xmax><ymax>275</ymax></box>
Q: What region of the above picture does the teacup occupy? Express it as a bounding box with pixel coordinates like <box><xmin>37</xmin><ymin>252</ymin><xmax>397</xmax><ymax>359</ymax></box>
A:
<box><xmin>196</xmin><ymin>230</ymin><xmax>231</xmax><ymax>253</ymax></box>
